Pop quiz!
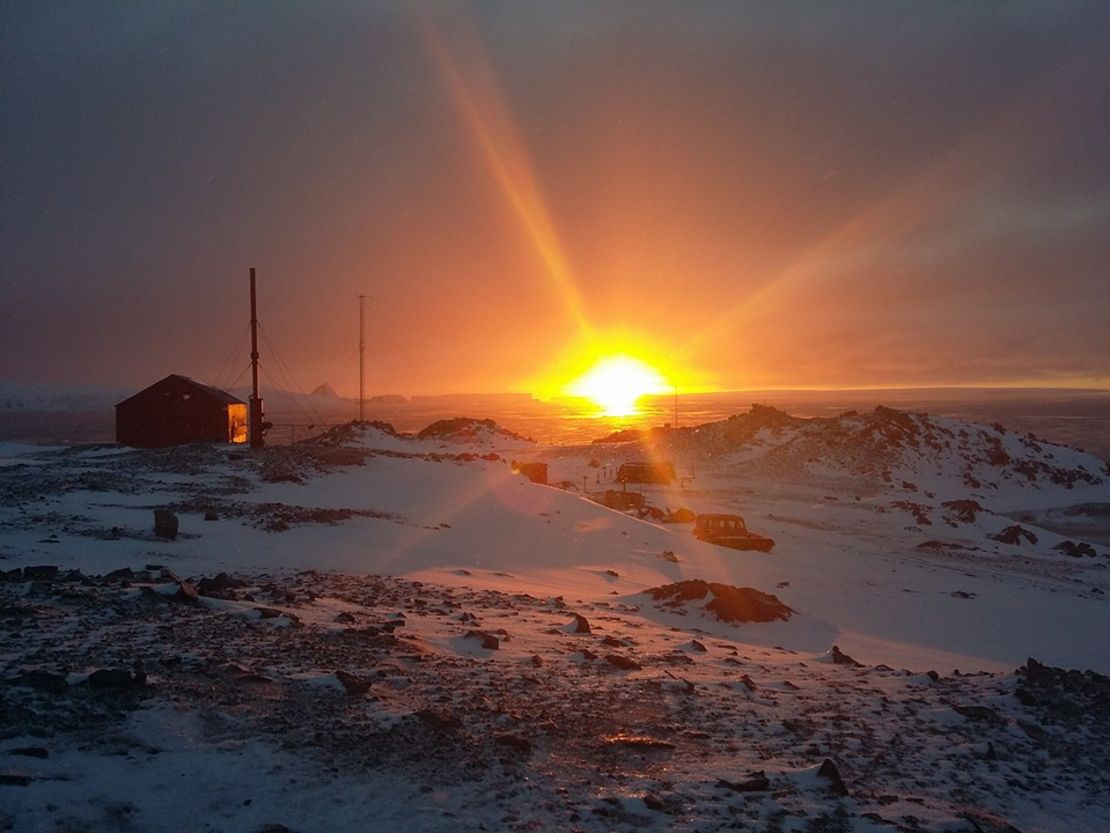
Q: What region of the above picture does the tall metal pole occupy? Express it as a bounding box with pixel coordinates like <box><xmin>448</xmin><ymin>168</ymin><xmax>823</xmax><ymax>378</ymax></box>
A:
<box><xmin>249</xmin><ymin>267</ymin><xmax>265</xmax><ymax>448</ymax></box>
<box><xmin>357</xmin><ymin>294</ymin><xmax>366</xmax><ymax>422</ymax></box>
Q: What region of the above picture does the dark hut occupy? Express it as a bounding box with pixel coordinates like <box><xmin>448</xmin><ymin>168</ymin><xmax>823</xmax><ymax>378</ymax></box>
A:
<box><xmin>116</xmin><ymin>374</ymin><xmax>248</xmax><ymax>448</ymax></box>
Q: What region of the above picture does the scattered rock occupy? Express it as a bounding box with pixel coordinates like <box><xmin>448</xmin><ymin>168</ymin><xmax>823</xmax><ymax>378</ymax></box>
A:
<box><xmin>7</xmin><ymin>747</ymin><xmax>48</xmax><ymax>759</ymax></box>
<box><xmin>463</xmin><ymin>630</ymin><xmax>499</xmax><ymax>650</ymax></box>
<box><xmin>23</xmin><ymin>565</ymin><xmax>59</xmax><ymax>581</ymax></box>
<box><xmin>153</xmin><ymin>509</ymin><xmax>179</xmax><ymax>539</ymax></box>
<box><xmin>416</xmin><ymin>709</ymin><xmax>462</xmax><ymax>731</ymax></box>
<box><xmin>952</xmin><ymin>704</ymin><xmax>1005</xmax><ymax>724</ymax></box>
<box><xmin>89</xmin><ymin>662</ymin><xmax>146</xmax><ymax>689</ymax></box>
<box><xmin>1053</xmin><ymin>540</ymin><xmax>1099</xmax><ymax>558</ymax></box>
<box><xmin>646</xmin><ymin>580</ymin><xmax>792</xmax><ymax>623</ymax></box>
<box><xmin>689</xmin><ymin>639</ymin><xmax>708</xmax><ymax>652</ymax></box>
<box><xmin>829</xmin><ymin>645</ymin><xmax>864</xmax><ymax>667</ymax></box>
<box><xmin>604</xmin><ymin>654</ymin><xmax>641</xmax><ymax>671</ymax></box>
<box><xmin>718</xmin><ymin>772</ymin><xmax>770</xmax><ymax>792</ymax></box>
<box><xmin>941</xmin><ymin>499</ymin><xmax>986</xmax><ymax>524</ymax></box>
<box><xmin>493</xmin><ymin>733</ymin><xmax>532</xmax><ymax>755</ymax></box>
<box><xmin>568</xmin><ymin>613</ymin><xmax>591</xmax><ymax>634</ymax></box>
<box><xmin>173</xmin><ymin>580</ymin><xmax>201</xmax><ymax>606</ymax></box>
<box><xmin>335</xmin><ymin>670</ymin><xmax>372</xmax><ymax>696</ymax></box>
<box><xmin>197</xmin><ymin>572</ymin><xmax>243</xmax><ymax>598</ymax></box>
<box><xmin>990</xmin><ymin>525</ymin><xmax>1038</xmax><ymax>546</ymax></box>
<box><xmin>9</xmin><ymin>670</ymin><xmax>69</xmax><ymax>694</ymax></box>
<box><xmin>604</xmin><ymin>734</ymin><xmax>675</xmax><ymax>750</ymax></box>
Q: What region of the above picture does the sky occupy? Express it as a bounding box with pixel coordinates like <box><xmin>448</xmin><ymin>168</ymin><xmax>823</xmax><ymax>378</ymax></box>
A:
<box><xmin>2</xmin><ymin>1</ymin><xmax>1108</xmax><ymax>397</ymax></box>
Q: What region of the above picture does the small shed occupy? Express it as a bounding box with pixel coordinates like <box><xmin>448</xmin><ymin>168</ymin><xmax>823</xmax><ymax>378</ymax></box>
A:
<box><xmin>116</xmin><ymin>374</ymin><xmax>248</xmax><ymax>448</ymax></box>
<box><xmin>512</xmin><ymin>461</ymin><xmax>548</xmax><ymax>485</ymax></box>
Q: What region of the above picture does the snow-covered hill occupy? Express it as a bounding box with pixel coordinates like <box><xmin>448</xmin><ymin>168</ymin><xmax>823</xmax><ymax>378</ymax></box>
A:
<box><xmin>1</xmin><ymin>411</ymin><xmax>1108</xmax><ymax>832</ymax></box>
<box><xmin>596</xmin><ymin>404</ymin><xmax>1108</xmax><ymax>507</ymax></box>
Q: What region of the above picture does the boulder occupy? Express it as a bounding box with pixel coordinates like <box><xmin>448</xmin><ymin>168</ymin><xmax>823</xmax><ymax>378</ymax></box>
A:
<box><xmin>990</xmin><ymin>525</ymin><xmax>1038</xmax><ymax>546</ymax></box>
<box><xmin>153</xmin><ymin>509</ymin><xmax>179</xmax><ymax>540</ymax></box>
<box><xmin>89</xmin><ymin>662</ymin><xmax>146</xmax><ymax>690</ymax></box>
<box><xmin>9</xmin><ymin>670</ymin><xmax>68</xmax><ymax>694</ymax></box>
<box><xmin>334</xmin><ymin>670</ymin><xmax>371</xmax><ymax>696</ymax></box>
<box><xmin>817</xmin><ymin>758</ymin><xmax>849</xmax><ymax>796</ymax></box>
<box><xmin>463</xmin><ymin>630</ymin><xmax>499</xmax><ymax>650</ymax></box>
<box><xmin>605</xmin><ymin>654</ymin><xmax>641</xmax><ymax>671</ymax></box>
<box><xmin>23</xmin><ymin>565</ymin><xmax>59</xmax><ymax>581</ymax></box>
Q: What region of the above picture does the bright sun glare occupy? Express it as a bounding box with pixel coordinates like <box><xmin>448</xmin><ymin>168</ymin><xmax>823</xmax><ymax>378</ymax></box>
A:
<box><xmin>565</xmin><ymin>355</ymin><xmax>670</xmax><ymax>417</ymax></box>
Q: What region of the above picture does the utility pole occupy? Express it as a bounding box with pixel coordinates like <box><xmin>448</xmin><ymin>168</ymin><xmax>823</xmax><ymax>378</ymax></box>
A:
<box><xmin>674</xmin><ymin>384</ymin><xmax>679</xmax><ymax>430</ymax></box>
<box><xmin>357</xmin><ymin>294</ymin><xmax>366</xmax><ymax>422</ymax></box>
<box><xmin>249</xmin><ymin>267</ymin><xmax>265</xmax><ymax>448</ymax></box>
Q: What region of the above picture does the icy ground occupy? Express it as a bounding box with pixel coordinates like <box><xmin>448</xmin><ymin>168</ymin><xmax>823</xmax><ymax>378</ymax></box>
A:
<box><xmin>1</xmin><ymin>408</ymin><xmax>1108</xmax><ymax>832</ymax></box>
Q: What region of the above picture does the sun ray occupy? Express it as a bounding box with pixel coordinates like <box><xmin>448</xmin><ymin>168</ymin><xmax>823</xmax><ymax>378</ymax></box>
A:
<box><xmin>416</xmin><ymin>8</ymin><xmax>591</xmax><ymax>338</ymax></box>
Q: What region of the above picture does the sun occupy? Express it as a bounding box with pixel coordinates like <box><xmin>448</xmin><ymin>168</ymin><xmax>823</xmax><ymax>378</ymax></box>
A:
<box><xmin>564</xmin><ymin>355</ymin><xmax>670</xmax><ymax>417</ymax></box>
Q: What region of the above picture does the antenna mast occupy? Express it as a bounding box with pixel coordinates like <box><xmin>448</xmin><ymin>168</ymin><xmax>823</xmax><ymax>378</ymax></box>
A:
<box><xmin>357</xmin><ymin>294</ymin><xmax>366</xmax><ymax>422</ymax></box>
<box><xmin>249</xmin><ymin>267</ymin><xmax>265</xmax><ymax>448</ymax></box>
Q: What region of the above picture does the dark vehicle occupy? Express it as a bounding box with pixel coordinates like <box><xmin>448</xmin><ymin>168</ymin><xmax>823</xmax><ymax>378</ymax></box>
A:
<box><xmin>693</xmin><ymin>513</ymin><xmax>775</xmax><ymax>552</ymax></box>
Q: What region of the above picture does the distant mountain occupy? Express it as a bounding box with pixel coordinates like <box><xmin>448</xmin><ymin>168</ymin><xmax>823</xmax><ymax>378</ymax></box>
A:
<box><xmin>310</xmin><ymin>383</ymin><xmax>340</xmax><ymax>398</ymax></box>
<box><xmin>0</xmin><ymin>382</ymin><xmax>127</xmax><ymax>412</ymax></box>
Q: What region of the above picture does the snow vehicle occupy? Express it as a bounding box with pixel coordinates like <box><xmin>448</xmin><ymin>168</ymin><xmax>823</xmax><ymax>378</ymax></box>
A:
<box><xmin>693</xmin><ymin>513</ymin><xmax>775</xmax><ymax>552</ymax></box>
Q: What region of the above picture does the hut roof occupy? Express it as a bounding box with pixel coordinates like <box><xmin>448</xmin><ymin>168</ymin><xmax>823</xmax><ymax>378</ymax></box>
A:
<box><xmin>117</xmin><ymin>374</ymin><xmax>245</xmax><ymax>408</ymax></box>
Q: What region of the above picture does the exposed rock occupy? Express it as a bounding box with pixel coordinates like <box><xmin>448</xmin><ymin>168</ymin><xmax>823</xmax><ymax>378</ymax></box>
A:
<box><xmin>942</xmin><ymin>499</ymin><xmax>986</xmax><ymax>524</ymax></box>
<box><xmin>197</xmin><ymin>572</ymin><xmax>244</xmax><ymax>598</ymax></box>
<box><xmin>88</xmin><ymin>663</ymin><xmax>146</xmax><ymax>689</ymax></box>
<box><xmin>952</xmin><ymin>704</ymin><xmax>1005</xmax><ymax>724</ymax></box>
<box><xmin>604</xmin><ymin>654</ymin><xmax>641</xmax><ymax>671</ymax></box>
<box><xmin>415</xmin><ymin>417</ymin><xmax>532</xmax><ymax>444</ymax></box>
<box><xmin>463</xmin><ymin>630</ymin><xmax>499</xmax><ymax>650</ymax></box>
<box><xmin>493</xmin><ymin>733</ymin><xmax>533</xmax><ymax>755</ymax></box>
<box><xmin>991</xmin><ymin>525</ymin><xmax>1038</xmax><ymax>546</ymax></box>
<box><xmin>153</xmin><ymin>508</ymin><xmax>179</xmax><ymax>539</ymax></box>
<box><xmin>817</xmin><ymin>758</ymin><xmax>849</xmax><ymax>796</ymax></box>
<box><xmin>7</xmin><ymin>747</ymin><xmax>48</xmax><ymax>759</ymax></box>
<box><xmin>604</xmin><ymin>734</ymin><xmax>675</xmax><ymax>750</ymax></box>
<box><xmin>416</xmin><ymin>709</ymin><xmax>462</xmax><ymax>731</ymax></box>
<box><xmin>173</xmin><ymin>580</ymin><xmax>201</xmax><ymax>606</ymax></box>
<box><xmin>829</xmin><ymin>645</ymin><xmax>864</xmax><ymax>667</ymax></box>
<box><xmin>568</xmin><ymin>613</ymin><xmax>591</xmax><ymax>634</ymax></box>
<box><xmin>334</xmin><ymin>670</ymin><xmax>372</xmax><ymax>696</ymax></box>
<box><xmin>23</xmin><ymin>565</ymin><xmax>59</xmax><ymax>581</ymax></box>
<box><xmin>718</xmin><ymin>772</ymin><xmax>770</xmax><ymax>792</ymax></box>
<box><xmin>646</xmin><ymin>580</ymin><xmax>792</xmax><ymax>623</ymax></box>
<box><xmin>9</xmin><ymin>670</ymin><xmax>68</xmax><ymax>694</ymax></box>
<box><xmin>1053</xmin><ymin>540</ymin><xmax>1099</xmax><ymax>558</ymax></box>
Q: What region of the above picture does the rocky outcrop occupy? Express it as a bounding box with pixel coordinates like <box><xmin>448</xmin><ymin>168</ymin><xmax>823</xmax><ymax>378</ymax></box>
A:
<box><xmin>645</xmin><ymin>580</ymin><xmax>792</xmax><ymax>623</ymax></box>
